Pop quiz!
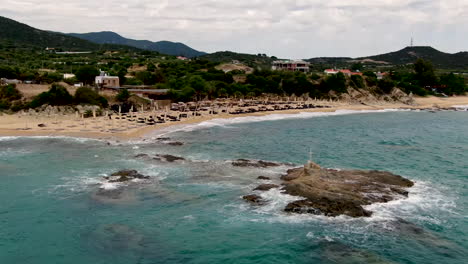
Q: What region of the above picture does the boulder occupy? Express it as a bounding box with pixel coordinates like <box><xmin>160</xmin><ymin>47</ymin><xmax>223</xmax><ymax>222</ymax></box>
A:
<box><xmin>105</xmin><ymin>169</ymin><xmax>150</xmax><ymax>183</ymax></box>
<box><xmin>254</xmin><ymin>184</ymin><xmax>279</xmax><ymax>191</ymax></box>
<box><xmin>242</xmin><ymin>194</ymin><xmax>264</xmax><ymax>205</ymax></box>
<box><xmin>257</xmin><ymin>176</ymin><xmax>271</xmax><ymax>180</ymax></box>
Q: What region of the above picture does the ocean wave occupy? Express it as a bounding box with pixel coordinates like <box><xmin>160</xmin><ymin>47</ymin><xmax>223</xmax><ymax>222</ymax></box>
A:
<box><xmin>452</xmin><ymin>105</ymin><xmax>468</xmax><ymax>110</ymax></box>
<box><xmin>0</xmin><ymin>135</ymin><xmax>102</xmax><ymax>143</ymax></box>
<box><xmin>154</xmin><ymin>109</ymin><xmax>403</xmax><ymax>134</ymax></box>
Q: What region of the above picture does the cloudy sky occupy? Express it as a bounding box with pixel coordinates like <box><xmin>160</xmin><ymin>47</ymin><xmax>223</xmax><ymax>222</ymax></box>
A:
<box><xmin>2</xmin><ymin>0</ymin><xmax>468</xmax><ymax>58</ymax></box>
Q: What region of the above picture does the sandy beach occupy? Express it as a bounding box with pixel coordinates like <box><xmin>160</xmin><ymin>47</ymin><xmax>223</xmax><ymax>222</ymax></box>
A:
<box><xmin>1</xmin><ymin>96</ymin><xmax>467</xmax><ymax>140</ymax></box>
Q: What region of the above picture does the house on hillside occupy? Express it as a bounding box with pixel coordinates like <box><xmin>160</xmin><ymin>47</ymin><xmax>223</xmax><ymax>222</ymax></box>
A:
<box><xmin>324</xmin><ymin>69</ymin><xmax>362</xmax><ymax>77</ymax></box>
<box><xmin>0</xmin><ymin>78</ymin><xmax>22</xmax><ymax>85</ymax></box>
<box><xmin>95</xmin><ymin>71</ymin><xmax>120</xmax><ymax>88</ymax></box>
<box><xmin>376</xmin><ymin>72</ymin><xmax>388</xmax><ymax>80</ymax></box>
<box><xmin>272</xmin><ymin>60</ymin><xmax>310</xmax><ymax>73</ymax></box>
<box><xmin>63</xmin><ymin>73</ymin><xmax>76</xmax><ymax>79</ymax></box>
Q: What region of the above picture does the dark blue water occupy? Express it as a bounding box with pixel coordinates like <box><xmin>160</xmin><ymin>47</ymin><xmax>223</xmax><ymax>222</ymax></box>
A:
<box><xmin>1</xmin><ymin>111</ymin><xmax>467</xmax><ymax>263</ymax></box>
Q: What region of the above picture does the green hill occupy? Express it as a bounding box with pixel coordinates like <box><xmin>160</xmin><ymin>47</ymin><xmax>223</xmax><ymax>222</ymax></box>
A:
<box><xmin>0</xmin><ymin>16</ymin><xmax>141</xmax><ymax>52</ymax></box>
<box><xmin>69</xmin><ymin>31</ymin><xmax>206</xmax><ymax>58</ymax></box>
<box><xmin>305</xmin><ymin>46</ymin><xmax>468</xmax><ymax>70</ymax></box>
<box><xmin>360</xmin><ymin>46</ymin><xmax>468</xmax><ymax>69</ymax></box>
<box><xmin>199</xmin><ymin>51</ymin><xmax>275</xmax><ymax>69</ymax></box>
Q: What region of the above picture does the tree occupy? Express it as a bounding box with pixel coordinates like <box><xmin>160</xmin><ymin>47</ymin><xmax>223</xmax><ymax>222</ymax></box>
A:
<box><xmin>75</xmin><ymin>65</ymin><xmax>99</xmax><ymax>85</ymax></box>
<box><xmin>440</xmin><ymin>73</ymin><xmax>467</xmax><ymax>95</ymax></box>
<box><xmin>135</xmin><ymin>71</ymin><xmax>156</xmax><ymax>85</ymax></box>
<box><xmin>377</xmin><ymin>78</ymin><xmax>395</xmax><ymax>94</ymax></box>
<box><xmin>116</xmin><ymin>88</ymin><xmax>130</xmax><ymax>102</ymax></box>
<box><xmin>322</xmin><ymin>72</ymin><xmax>347</xmax><ymax>94</ymax></box>
<box><xmin>351</xmin><ymin>62</ymin><xmax>363</xmax><ymax>72</ymax></box>
<box><xmin>414</xmin><ymin>59</ymin><xmax>437</xmax><ymax>87</ymax></box>
<box><xmin>189</xmin><ymin>75</ymin><xmax>207</xmax><ymax>101</ymax></box>
<box><xmin>30</xmin><ymin>83</ymin><xmax>73</xmax><ymax>108</ymax></box>
<box><xmin>74</xmin><ymin>87</ymin><xmax>108</xmax><ymax>107</ymax></box>
<box><xmin>351</xmin><ymin>75</ymin><xmax>364</xmax><ymax>88</ymax></box>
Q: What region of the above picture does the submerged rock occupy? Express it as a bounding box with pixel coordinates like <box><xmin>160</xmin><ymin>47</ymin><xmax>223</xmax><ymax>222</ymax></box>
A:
<box><xmin>154</xmin><ymin>154</ymin><xmax>185</xmax><ymax>162</ymax></box>
<box><xmin>281</xmin><ymin>161</ymin><xmax>414</xmax><ymax>218</ymax></box>
<box><xmin>134</xmin><ymin>153</ymin><xmax>150</xmax><ymax>159</ymax></box>
<box><xmin>254</xmin><ymin>184</ymin><xmax>279</xmax><ymax>191</ymax></box>
<box><xmin>257</xmin><ymin>176</ymin><xmax>271</xmax><ymax>180</ymax></box>
<box><xmin>104</xmin><ymin>169</ymin><xmax>150</xmax><ymax>183</ymax></box>
<box><xmin>231</xmin><ymin>159</ymin><xmax>282</xmax><ymax>168</ymax></box>
<box><xmin>284</xmin><ymin>198</ymin><xmax>372</xmax><ymax>217</ymax></box>
<box><xmin>167</xmin><ymin>141</ymin><xmax>184</xmax><ymax>146</ymax></box>
<box><xmin>320</xmin><ymin>241</ymin><xmax>397</xmax><ymax>264</ymax></box>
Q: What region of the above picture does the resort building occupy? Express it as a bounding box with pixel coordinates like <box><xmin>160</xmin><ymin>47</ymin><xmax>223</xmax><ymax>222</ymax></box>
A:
<box><xmin>272</xmin><ymin>60</ymin><xmax>310</xmax><ymax>73</ymax></box>
<box><xmin>95</xmin><ymin>71</ymin><xmax>120</xmax><ymax>88</ymax></box>
<box><xmin>324</xmin><ymin>69</ymin><xmax>363</xmax><ymax>77</ymax></box>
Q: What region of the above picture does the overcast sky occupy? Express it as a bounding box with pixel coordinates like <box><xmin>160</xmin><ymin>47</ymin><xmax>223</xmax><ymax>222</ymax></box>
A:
<box><xmin>2</xmin><ymin>0</ymin><xmax>468</xmax><ymax>58</ymax></box>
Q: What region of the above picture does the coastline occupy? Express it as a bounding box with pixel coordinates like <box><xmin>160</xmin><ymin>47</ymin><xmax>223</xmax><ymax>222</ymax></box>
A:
<box><xmin>1</xmin><ymin>96</ymin><xmax>467</xmax><ymax>140</ymax></box>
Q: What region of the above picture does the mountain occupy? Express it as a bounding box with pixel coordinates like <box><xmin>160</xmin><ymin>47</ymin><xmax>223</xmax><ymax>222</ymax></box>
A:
<box><xmin>306</xmin><ymin>46</ymin><xmax>468</xmax><ymax>69</ymax></box>
<box><xmin>0</xmin><ymin>16</ymin><xmax>140</xmax><ymax>52</ymax></box>
<box><xmin>360</xmin><ymin>46</ymin><xmax>468</xmax><ymax>69</ymax></box>
<box><xmin>69</xmin><ymin>31</ymin><xmax>206</xmax><ymax>58</ymax></box>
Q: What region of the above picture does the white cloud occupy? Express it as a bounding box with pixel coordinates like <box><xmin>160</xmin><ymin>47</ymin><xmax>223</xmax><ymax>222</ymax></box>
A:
<box><xmin>1</xmin><ymin>0</ymin><xmax>467</xmax><ymax>58</ymax></box>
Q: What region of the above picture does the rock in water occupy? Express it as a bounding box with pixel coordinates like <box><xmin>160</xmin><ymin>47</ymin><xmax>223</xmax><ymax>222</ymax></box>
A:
<box><xmin>242</xmin><ymin>194</ymin><xmax>263</xmax><ymax>205</ymax></box>
<box><xmin>281</xmin><ymin>161</ymin><xmax>414</xmax><ymax>218</ymax></box>
<box><xmin>106</xmin><ymin>169</ymin><xmax>150</xmax><ymax>182</ymax></box>
<box><xmin>167</xmin><ymin>141</ymin><xmax>184</xmax><ymax>146</ymax></box>
<box><xmin>231</xmin><ymin>159</ymin><xmax>281</xmax><ymax>168</ymax></box>
<box><xmin>254</xmin><ymin>184</ymin><xmax>279</xmax><ymax>191</ymax></box>
<box><xmin>154</xmin><ymin>154</ymin><xmax>185</xmax><ymax>162</ymax></box>
<box><xmin>257</xmin><ymin>176</ymin><xmax>271</xmax><ymax>180</ymax></box>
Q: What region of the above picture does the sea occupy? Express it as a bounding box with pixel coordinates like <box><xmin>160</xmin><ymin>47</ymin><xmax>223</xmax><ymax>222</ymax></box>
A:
<box><xmin>0</xmin><ymin>110</ymin><xmax>467</xmax><ymax>264</ymax></box>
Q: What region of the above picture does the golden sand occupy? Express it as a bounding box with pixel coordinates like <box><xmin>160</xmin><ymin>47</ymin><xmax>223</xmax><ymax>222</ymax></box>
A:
<box><xmin>0</xmin><ymin>96</ymin><xmax>467</xmax><ymax>140</ymax></box>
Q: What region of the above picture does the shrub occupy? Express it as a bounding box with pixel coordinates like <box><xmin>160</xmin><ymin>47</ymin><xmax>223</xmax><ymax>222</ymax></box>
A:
<box><xmin>74</xmin><ymin>87</ymin><xmax>108</xmax><ymax>107</ymax></box>
<box><xmin>29</xmin><ymin>83</ymin><xmax>73</xmax><ymax>108</ymax></box>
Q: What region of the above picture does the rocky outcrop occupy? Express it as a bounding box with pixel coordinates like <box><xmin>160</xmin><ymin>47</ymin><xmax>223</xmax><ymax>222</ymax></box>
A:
<box><xmin>104</xmin><ymin>169</ymin><xmax>150</xmax><ymax>183</ymax></box>
<box><xmin>281</xmin><ymin>162</ymin><xmax>414</xmax><ymax>217</ymax></box>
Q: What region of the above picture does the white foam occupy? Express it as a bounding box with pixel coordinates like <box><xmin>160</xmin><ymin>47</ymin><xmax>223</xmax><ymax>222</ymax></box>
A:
<box><xmin>0</xmin><ymin>135</ymin><xmax>102</xmax><ymax>143</ymax></box>
<box><xmin>99</xmin><ymin>181</ymin><xmax>121</xmax><ymax>190</ymax></box>
<box><xmin>452</xmin><ymin>105</ymin><xmax>468</xmax><ymax>110</ymax></box>
<box><xmin>154</xmin><ymin>109</ymin><xmax>403</xmax><ymax>134</ymax></box>
<box><xmin>363</xmin><ymin>181</ymin><xmax>457</xmax><ymax>223</ymax></box>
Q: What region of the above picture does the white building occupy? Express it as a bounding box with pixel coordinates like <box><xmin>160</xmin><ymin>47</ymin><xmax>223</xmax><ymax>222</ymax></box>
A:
<box><xmin>63</xmin><ymin>73</ymin><xmax>76</xmax><ymax>79</ymax></box>
<box><xmin>272</xmin><ymin>60</ymin><xmax>310</xmax><ymax>73</ymax></box>
<box><xmin>95</xmin><ymin>71</ymin><xmax>120</xmax><ymax>87</ymax></box>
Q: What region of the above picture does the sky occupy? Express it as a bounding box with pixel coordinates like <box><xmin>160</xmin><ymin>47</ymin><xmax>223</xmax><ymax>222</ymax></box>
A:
<box><xmin>1</xmin><ymin>0</ymin><xmax>468</xmax><ymax>58</ymax></box>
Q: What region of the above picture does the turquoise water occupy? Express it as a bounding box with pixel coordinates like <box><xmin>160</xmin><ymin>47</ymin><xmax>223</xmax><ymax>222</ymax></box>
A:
<box><xmin>1</xmin><ymin>110</ymin><xmax>467</xmax><ymax>263</ymax></box>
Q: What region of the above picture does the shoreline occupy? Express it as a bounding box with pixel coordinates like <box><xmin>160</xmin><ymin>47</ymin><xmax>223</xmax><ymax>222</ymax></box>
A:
<box><xmin>1</xmin><ymin>96</ymin><xmax>468</xmax><ymax>140</ymax></box>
